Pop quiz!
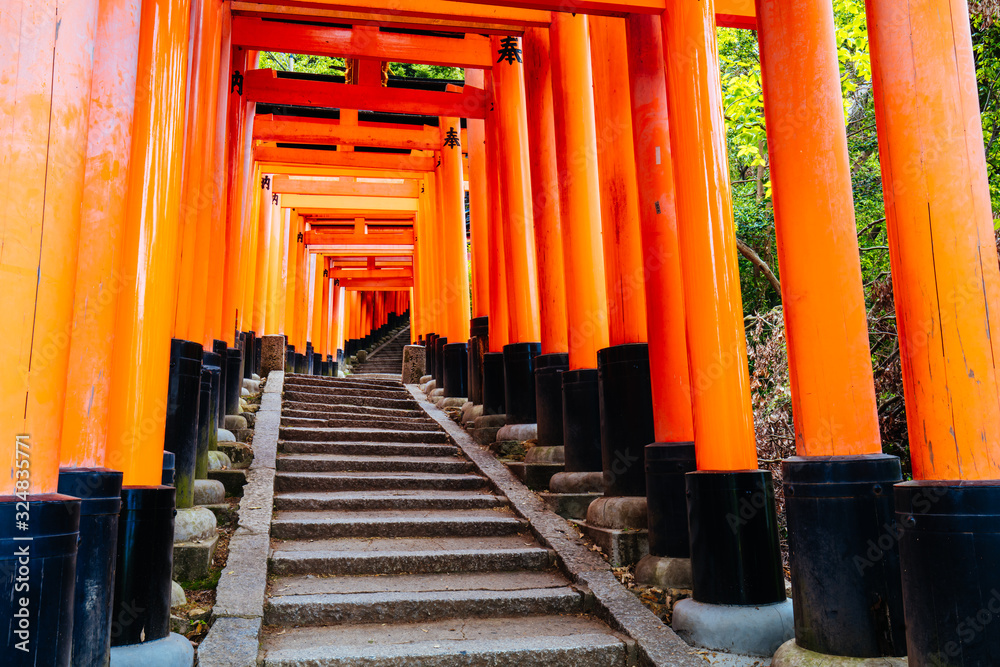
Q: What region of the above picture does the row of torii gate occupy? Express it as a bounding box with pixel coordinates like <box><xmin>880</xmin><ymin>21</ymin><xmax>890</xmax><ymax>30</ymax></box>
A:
<box><xmin>2</xmin><ymin>0</ymin><xmax>997</xmax><ymax>665</ymax></box>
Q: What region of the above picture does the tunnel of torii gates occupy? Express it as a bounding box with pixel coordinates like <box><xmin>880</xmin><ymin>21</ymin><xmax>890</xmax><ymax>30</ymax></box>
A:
<box><xmin>1</xmin><ymin>0</ymin><xmax>998</xmax><ymax>663</ymax></box>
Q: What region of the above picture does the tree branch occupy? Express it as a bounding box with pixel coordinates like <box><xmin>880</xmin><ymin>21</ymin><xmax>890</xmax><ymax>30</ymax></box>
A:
<box><xmin>736</xmin><ymin>239</ymin><xmax>781</xmax><ymax>296</ymax></box>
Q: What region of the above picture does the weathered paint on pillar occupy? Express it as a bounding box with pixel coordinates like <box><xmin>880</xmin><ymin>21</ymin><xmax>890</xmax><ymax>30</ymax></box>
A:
<box><xmin>757</xmin><ymin>0</ymin><xmax>881</xmax><ymax>457</ymax></box>
<box><xmin>252</xmin><ymin>175</ymin><xmax>272</xmax><ymax>333</ymax></box>
<box><xmin>223</xmin><ymin>46</ymin><xmax>251</xmax><ymax>340</ymax></box>
<box><xmin>589</xmin><ymin>15</ymin><xmax>648</xmax><ymax>346</ymax></box>
<box><xmin>662</xmin><ymin>0</ymin><xmax>758</xmax><ymax>471</ymax></box>
<box><xmin>264</xmin><ymin>197</ymin><xmax>283</xmax><ymax>334</ymax></box>
<box><xmin>320</xmin><ymin>263</ymin><xmax>331</xmax><ymax>357</ymax></box>
<box><xmin>466</xmin><ymin>69</ymin><xmax>491</xmax><ymax>321</ymax></box>
<box><xmin>522</xmin><ymin>27</ymin><xmax>569</xmax><ymax>355</ymax></box>
<box><xmin>549</xmin><ymin>13</ymin><xmax>610</xmax><ymax>370</ymax></box>
<box><xmin>439</xmin><ymin>116</ymin><xmax>472</xmax><ymax>343</ymax></box>
<box><xmin>60</xmin><ymin>0</ymin><xmax>143</xmax><ymax>469</ymax></box>
<box><xmin>105</xmin><ymin>0</ymin><xmax>193</xmax><ymax>485</ymax></box>
<box><xmin>311</xmin><ymin>254</ymin><xmax>324</xmax><ymax>346</ymax></box>
<box><xmin>866</xmin><ymin>0</ymin><xmax>1000</xmax><ymax>480</ymax></box>
<box><xmin>2</xmin><ymin>0</ymin><xmax>101</xmax><ymax>492</ymax></box>
<box><xmin>485</xmin><ymin>77</ymin><xmax>511</xmax><ymax>352</ymax></box>
<box><xmin>624</xmin><ymin>13</ymin><xmax>695</xmax><ymax>444</ymax></box>
<box><xmin>491</xmin><ymin>35</ymin><xmax>541</xmax><ymax>345</ymax></box>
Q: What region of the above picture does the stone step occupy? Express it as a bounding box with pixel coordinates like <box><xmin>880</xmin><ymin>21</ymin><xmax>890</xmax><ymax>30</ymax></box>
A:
<box><xmin>282</xmin><ymin>402</ymin><xmax>426</xmax><ymax>419</ymax></box>
<box><xmin>282</xmin><ymin>408</ymin><xmax>431</xmax><ymax>423</ymax></box>
<box><xmin>285</xmin><ymin>377</ymin><xmax>402</xmax><ymax>390</ymax></box>
<box><xmin>285</xmin><ymin>386</ymin><xmax>410</xmax><ymax>400</ymax></box>
<box><xmin>273</xmin><ymin>490</ymin><xmax>509</xmax><ymax>512</ymax></box>
<box><xmin>280</xmin><ymin>416</ymin><xmax>438</xmax><ymax>432</ymax></box>
<box><xmin>273</xmin><ymin>471</ymin><xmax>486</xmax><ymax>493</ymax></box>
<box><xmin>276</xmin><ymin>453</ymin><xmax>474</xmax><ymax>474</ymax></box>
<box><xmin>279</xmin><ymin>441</ymin><xmax>460</xmax><ymax>457</ymax></box>
<box><xmin>265</xmin><ymin>586</ymin><xmax>584</xmax><ymax>626</ymax></box>
<box><xmin>269</xmin><ymin>535</ymin><xmax>554</xmax><ymax>576</ymax></box>
<box><xmin>282</xmin><ymin>391</ymin><xmax>418</xmax><ymax>410</ymax></box>
<box><xmin>279</xmin><ymin>426</ymin><xmax>450</xmax><ymax>444</ymax></box>
<box><xmin>270</xmin><ymin>509</ymin><xmax>527</xmax><ymax>539</ymax></box>
<box><xmin>261</xmin><ymin>615</ymin><xmax>631</xmax><ymax>667</ymax></box>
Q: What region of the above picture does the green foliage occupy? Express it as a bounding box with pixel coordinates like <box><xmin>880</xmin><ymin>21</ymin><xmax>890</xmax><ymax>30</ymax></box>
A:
<box><xmin>258</xmin><ymin>52</ymin><xmax>345</xmax><ymax>75</ymax></box>
<box><xmin>387</xmin><ymin>62</ymin><xmax>463</xmax><ymax>81</ymax></box>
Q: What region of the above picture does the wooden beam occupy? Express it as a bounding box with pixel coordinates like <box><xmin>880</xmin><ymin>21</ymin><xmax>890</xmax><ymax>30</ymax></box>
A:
<box><xmin>244</xmin><ymin>69</ymin><xmax>487</xmax><ymax>118</ymax></box>
<box><xmin>255</xmin><ymin>145</ymin><xmax>435</xmax><ymax>171</ymax></box>
<box><xmin>231</xmin><ymin>0</ymin><xmax>548</xmax><ymax>34</ymax></box>
<box><xmin>232</xmin><ymin>17</ymin><xmax>493</xmax><ymax>68</ymax></box>
<box><xmin>271</xmin><ymin>175</ymin><xmax>420</xmax><ymax>197</ymax></box>
<box><xmin>309</xmin><ymin>245</ymin><xmax>414</xmax><ymax>256</ymax></box>
<box><xmin>339</xmin><ymin>278</ymin><xmax>415</xmax><ymax>289</ymax></box>
<box><xmin>282</xmin><ymin>193</ymin><xmax>419</xmax><ymax>210</ymax></box>
<box><xmin>329</xmin><ymin>268</ymin><xmax>414</xmax><ymax>279</ymax></box>
<box><xmin>306</xmin><ymin>228</ymin><xmax>416</xmax><ymax>245</ymax></box>
<box><xmin>255</xmin><ymin>115</ymin><xmax>442</xmax><ymax>150</ymax></box>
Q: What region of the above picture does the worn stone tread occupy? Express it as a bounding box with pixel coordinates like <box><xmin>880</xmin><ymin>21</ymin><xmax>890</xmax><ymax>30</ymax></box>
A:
<box><xmin>276</xmin><ymin>453</ymin><xmax>473</xmax><ymax>474</ymax></box>
<box><xmin>279</xmin><ymin>426</ymin><xmax>451</xmax><ymax>444</ymax></box>
<box><xmin>278</xmin><ymin>441</ymin><xmax>459</xmax><ymax>457</ymax></box>
<box><xmin>270</xmin><ymin>570</ymin><xmax>569</xmax><ymax>596</ymax></box>
<box><xmin>270</xmin><ymin>509</ymin><xmax>526</xmax><ymax>539</ymax></box>
<box><xmin>272</xmin><ymin>490</ymin><xmax>508</xmax><ymax>511</ymax></box>
<box><xmin>274</xmin><ymin>471</ymin><xmax>486</xmax><ymax>492</ymax></box>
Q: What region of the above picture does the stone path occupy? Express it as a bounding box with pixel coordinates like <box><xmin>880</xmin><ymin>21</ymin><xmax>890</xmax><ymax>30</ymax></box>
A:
<box><xmin>260</xmin><ymin>373</ymin><xmax>637</xmax><ymax>665</ymax></box>
<box><xmin>350</xmin><ymin>326</ymin><xmax>409</xmax><ymax>376</ymax></box>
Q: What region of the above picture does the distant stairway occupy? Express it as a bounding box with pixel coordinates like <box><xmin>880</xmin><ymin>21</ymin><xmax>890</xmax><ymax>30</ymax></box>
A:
<box><xmin>260</xmin><ymin>374</ymin><xmax>636</xmax><ymax>666</ymax></box>
<box><xmin>350</xmin><ymin>325</ymin><xmax>409</xmax><ymax>376</ymax></box>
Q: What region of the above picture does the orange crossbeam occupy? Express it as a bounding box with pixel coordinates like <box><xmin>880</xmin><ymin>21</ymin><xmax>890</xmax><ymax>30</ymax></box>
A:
<box><xmin>232</xmin><ymin>17</ymin><xmax>493</xmax><ymax>68</ymax></box>
<box><xmin>255</xmin><ymin>146</ymin><xmax>436</xmax><ymax>172</ymax></box>
<box><xmin>271</xmin><ymin>175</ymin><xmax>419</xmax><ymax>197</ymax></box>
<box><xmin>340</xmin><ymin>278</ymin><xmax>415</xmax><ymax>289</ymax></box>
<box><xmin>244</xmin><ymin>69</ymin><xmax>487</xmax><ymax>119</ymax></box>
<box><xmin>305</xmin><ymin>229</ymin><xmax>415</xmax><ymax>245</ymax></box>
<box><xmin>329</xmin><ymin>268</ymin><xmax>414</xmax><ymax>280</ymax></box>
<box><xmin>255</xmin><ymin>115</ymin><xmax>442</xmax><ymax>150</ymax></box>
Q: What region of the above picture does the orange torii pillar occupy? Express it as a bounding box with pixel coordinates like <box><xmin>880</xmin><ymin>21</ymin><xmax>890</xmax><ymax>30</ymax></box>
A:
<box><xmin>439</xmin><ymin>116</ymin><xmax>472</xmax><ymax>398</ymax></box>
<box><xmin>481</xmin><ymin>86</ymin><xmax>511</xmax><ymax>417</ymax></box>
<box><xmin>751</xmin><ymin>0</ymin><xmax>906</xmax><ymax>660</ymax></box>
<box><xmin>104</xmin><ymin>0</ymin><xmax>195</xmax><ymax>655</ymax></box>
<box><xmin>318</xmin><ymin>264</ymin><xmax>330</xmax><ymax>375</ymax></box>
<box><xmin>309</xmin><ymin>254</ymin><xmax>324</xmax><ymax>374</ymax></box>
<box><xmin>522</xmin><ymin>27</ymin><xmax>571</xmax><ymax>448</ymax></box>
<box><xmin>223</xmin><ymin>46</ymin><xmax>250</xmax><ymax>347</ymax></box>
<box><xmin>1</xmin><ymin>0</ymin><xmax>99</xmax><ymax>661</ymax></box>
<box><xmin>284</xmin><ymin>211</ymin><xmax>302</xmax><ymax>361</ymax></box>
<box><xmin>467</xmin><ymin>68</ymin><xmax>491</xmax><ymax>405</ymax></box>
<box><xmin>589</xmin><ymin>15</ymin><xmax>655</xmax><ymax>500</ymax></box>
<box><xmin>660</xmin><ymin>0</ymin><xmax>791</xmax><ymax>648</ymax></box>
<box><xmin>623</xmin><ymin>13</ymin><xmax>697</xmax><ymax>583</ymax></box>
<box><xmin>491</xmin><ymin>35</ymin><xmax>544</xmax><ymax>426</ymax></box>
<box><xmin>420</xmin><ymin>168</ymin><xmax>446</xmax><ymax>383</ymax></box>
<box><xmin>252</xmin><ymin>175</ymin><xmax>273</xmax><ymax>335</ymax></box>
<box><xmin>865</xmin><ymin>0</ymin><xmax>1000</xmax><ymax>662</ymax></box>
<box><xmin>265</xmin><ymin>198</ymin><xmax>285</xmax><ymax>336</ymax></box>
<box><xmin>549</xmin><ymin>13</ymin><xmax>611</xmax><ymax>475</ymax></box>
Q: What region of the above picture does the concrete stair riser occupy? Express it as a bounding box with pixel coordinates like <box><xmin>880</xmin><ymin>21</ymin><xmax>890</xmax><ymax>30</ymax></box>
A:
<box><xmin>278</xmin><ymin>441</ymin><xmax>460</xmax><ymax>457</ymax></box>
<box><xmin>272</xmin><ymin>491</ymin><xmax>509</xmax><ymax>512</ymax></box>
<box><xmin>273</xmin><ymin>472</ymin><xmax>487</xmax><ymax>492</ymax></box>
<box><xmin>270</xmin><ymin>515</ymin><xmax>528</xmax><ymax>539</ymax></box>
<box><xmin>279</xmin><ymin>427</ymin><xmax>451</xmax><ymax>444</ymax></box>
<box><xmin>269</xmin><ymin>547</ymin><xmax>555</xmax><ymax>576</ymax></box>
<box><xmin>275</xmin><ymin>454</ymin><xmax>475</xmax><ymax>474</ymax></box>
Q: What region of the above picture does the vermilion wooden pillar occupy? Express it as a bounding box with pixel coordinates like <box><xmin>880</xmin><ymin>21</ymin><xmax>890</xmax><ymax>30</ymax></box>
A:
<box><xmin>662</xmin><ymin>0</ymin><xmax>788</xmax><ymax>634</ymax></box>
<box><xmin>252</xmin><ymin>175</ymin><xmax>272</xmax><ymax>333</ymax></box>
<box><xmin>265</xmin><ymin>201</ymin><xmax>286</xmax><ymax>335</ymax></box>
<box><xmin>320</xmin><ymin>263</ymin><xmax>330</xmax><ymax>358</ymax></box>
<box><xmin>466</xmin><ymin>69</ymin><xmax>491</xmax><ymax>321</ymax></box>
<box><xmin>61</xmin><ymin>0</ymin><xmax>143</xmax><ymax>470</ymax></box>
<box><xmin>223</xmin><ymin>46</ymin><xmax>250</xmax><ymax>341</ymax></box>
<box><xmin>3</xmin><ymin>0</ymin><xmax>100</xmax><ymax>495</ymax></box>
<box><xmin>106</xmin><ymin>0</ymin><xmax>193</xmax><ymax>485</ymax></box>
<box><xmin>755</xmin><ymin>0</ymin><xmax>905</xmax><ymax>656</ymax></box>
<box><xmin>311</xmin><ymin>254</ymin><xmax>324</xmax><ymax>348</ymax></box>
<box><xmin>549</xmin><ymin>14</ymin><xmax>609</xmax><ymax>371</ymax></box>
<box><xmin>865</xmin><ymin>0</ymin><xmax>1000</xmax><ymax>661</ymax></box>
<box><xmin>485</xmin><ymin>93</ymin><xmax>510</xmax><ymax>354</ymax></box>
<box><xmin>439</xmin><ymin>116</ymin><xmax>472</xmax><ymax>343</ymax></box>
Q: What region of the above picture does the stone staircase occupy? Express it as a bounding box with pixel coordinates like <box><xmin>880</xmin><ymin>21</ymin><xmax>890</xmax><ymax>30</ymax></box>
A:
<box><xmin>350</xmin><ymin>325</ymin><xmax>410</xmax><ymax>376</ymax></box>
<box><xmin>261</xmin><ymin>374</ymin><xmax>636</xmax><ymax>666</ymax></box>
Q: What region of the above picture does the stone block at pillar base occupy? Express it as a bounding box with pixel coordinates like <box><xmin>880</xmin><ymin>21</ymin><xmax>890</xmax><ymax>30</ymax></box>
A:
<box><xmin>439</xmin><ymin>396</ymin><xmax>467</xmax><ymax>409</ymax></box>
<box><xmin>526</xmin><ymin>445</ymin><xmax>564</xmax><ymax>464</ymax></box>
<box><xmin>194</xmin><ymin>479</ymin><xmax>226</xmax><ymax>506</ymax></box>
<box><xmin>672</xmin><ymin>598</ymin><xmax>794</xmax><ymax>657</ymax></box>
<box><xmin>110</xmin><ymin>633</ymin><xmax>194</xmax><ymax>667</ymax></box>
<box><xmin>539</xmin><ymin>492</ymin><xmax>602</xmax><ymax>520</ymax></box>
<box><xmin>259</xmin><ymin>335</ymin><xmax>286</xmax><ymax>377</ymax></box>
<box><xmin>462</xmin><ymin>402</ymin><xmax>483</xmax><ymax>426</ymax></box>
<box><xmin>234</xmin><ymin>428</ymin><xmax>254</xmax><ymax>443</ymax></box>
<box><xmin>174</xmin><ymin>507</ymin><xmax>217</xmax><ymax>543</ymax></box>
<box><xmin>173</xmin><ymin>532</ymin><xmax>219</xmax><ymax>581</ymax></box>
<box><xmin>208</xmin><ymin>469</ymin><xmax>247</xmax><ymax>496</ymax></box>
<box><xmin>506</xmin><ymin>461</ymin><xmax>563</xmax><ymax>490</ymax></box>
<box><xmin>203</xmin><ymin>502</ymin><xmax>238</xmax><ymax>525</ymax></box>
<box><xmin>419</xmin><ymin>374</ymin><xmax>433</xmax><ymax>384</ymax></box>
<box><xmin>429</xmin><ymin>388</ymin><xmax>444</xmax><ymax>401</ymax></box>
<box><xmin>771</xmin><ymin>640</ymin><xmax>907</xmax><ymax>667</ymax></box>
<box><xmin>242</xmin><ymin>378</ymin><xmax>261</xmax><ymax>393</ymax></box>
<box><xmin>402</xmin><ymin>345</ymin><xmax>426</xmax><ymax>383</ymax></box>
<box><xmin>497</xmin><ymin>423</ymin><xmax>538</xmax><ymax>442</ymax></box>
<box><xmin>224</xmin><ymin>414</ymin><xmax>247</xmax><ymax>430</ymax></box>
<box><xmin>218</xmin><ymin>441</ymin><xmax>253</xmax><ymax>468</ymax></box>
<box><xmin>171</xmin><ymin>581</ymin><xmax>186</xmax><ymax>608</ymax></box>
<box><xmin>472</xmin><ymin>427</ymin><xmax>502</xmax><ymax>445</ymax></box>
<box><xmin>576</xmin><ymin>521</ymin><xmax>649</xmax><ymax>567</ymax></box>
<box><xmin>550</xmin><ymin>471</ymin><xmax>605</xmax><ymax>494</ymax></box>
<box><xmin>208</xmin><ymin>450</ymin><xmax>233</xmax><ymax>470</ymax></box>
<box><xmin>419</xmin><ymin>379</ymin><xmax>436</xmax><ymax>394</ymax></box>
<box><xmin>635</xmin><ymin>554</ymin><xmax>692</xmax><ymax>590</ymax></box>
<box><xmin>217</xmin><ymin>429</ymin><xmax>236</xmax><ymax>443</ymax></box>
<box><xmin>587</xmin><ymin>495</ymin><xmax>647</xmax><ymax>529</ymax></box>
<box><xmin>474</xmin><ymin>414</ymin><xmax>506</xmax><ymax>429</ymax></box>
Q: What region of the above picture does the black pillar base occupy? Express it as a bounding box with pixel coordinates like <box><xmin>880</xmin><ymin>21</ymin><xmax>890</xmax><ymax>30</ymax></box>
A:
<box><xmin>503</xmin><ymin>342</ymin><xmax>541</xmax><ymax>425</ymax></box>
<box><xmin>434</xmin><ymin>337</ymin><xmax>449</xmax><ymax>383</ymax></box>
<box><xmin>294</xmin><ymin>352</ymin><xmax>305</xmax><ymax>375</ymax></box>
<box><xmin>202</xmin><ymin>351</ymin><xmax>223</xmax><ymax>437</ymax></box>
<box><xmin>57</xmin><ymin>468</ymin><xmax>123</xmax><ymax>667</ymax></box>
<box><xmin>896</xmin><ymin>480</ymin><xmax>1000</xmax><ymax>666</ymax></box>
<box><xmin>0</xmin><ymin>493</ymin><xmax>81</xmax><ymax>667</ymax></box>
<box><xmin>165</xmin><ymin>340</ymin><xmax>202</xmax><ymax>508</ymax></box>
<box><xmin>253</xmin><ymin>335</ymin><xmax>262</xmax><ymax>375</ymax></box>
<box><xmin>469</xmin><ymin>317</ymin><xmax>489</xmax><ymax>404</ymax></box>
<box><xmin>597</xmin><ymin>343</ymin><xmax>654</xmax><ymax>497</ymax></box>
<box><xmin>482</xmin><ymin>352</ymin><xmax>506</xmax><ymax>416</ymax></box>
<box><xmin>112</xmin><ymin>486</ymin><xmax>175</xmax><ymax>647</ymax></box>
<box><xmin>305</xmin><ymin>342</ymin><xmax>314</xmax><ymax>375</ymax></box>
<box><xmin>783</xmin><ymin>454</ymin><xmax>905</xmax><ymax>658</ymax></box>
<box><xmin>687</xmin><ymin>470</ymin><xmax>786</xmax><ymax>606</ymax></box>
<box><xmin>285</xmin><ymin>345</ymin><xmax>295</xmax><ymax>371</ymax></box>
<box><xmin>645</xmin><ymin>442</ymin><xmax>696</xmax><ymax>558</ymax></box>
<box><xmin>535</xmin><ymin>352</ymin><xmax>568</xmax><ymax>446</ymax></box>
<box><xmin>225</xmin><ymin>347</ymin><xmax>242</xmax><ymax>415</ymax></box>
<box><xmin>213</xmin><ymin>340</ymin><xmax>228</xmax><ymax>418</ymax></box>
<box><xmin>443</xmin><ymin>342</ymin><xmax>469</xmax><ymax>398</ymax></box>
<box><xmin>196</xmin><ymin>368</ymin><xmax>213</xmax><ymax>478</ymax></box>
<box><xmin>242</xmin><ymin>331</ymin><xmax>255</xmax><ymax>379</ymax></box>
<box><xmin>562</xmin><ymin>368</ymin><xmax>603</xmax><ymax>472</ymax></box>
<box><xmin>313</xmin><ymin>352</ymin><xmax>322</xmax><ymax>375</ymax></box>
<box><xmin>425</xmin><ymin>333</ymin><xmax>438</xmax><ymax>381</ymax></box>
